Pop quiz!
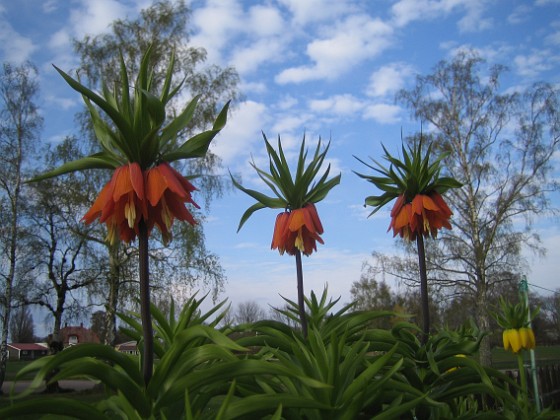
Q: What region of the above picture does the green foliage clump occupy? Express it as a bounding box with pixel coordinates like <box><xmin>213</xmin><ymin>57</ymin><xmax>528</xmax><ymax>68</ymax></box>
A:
<box><xmin>1</xmin><ymin>290</ymin><xmax>555</xmax><ymax>419</ymax></box>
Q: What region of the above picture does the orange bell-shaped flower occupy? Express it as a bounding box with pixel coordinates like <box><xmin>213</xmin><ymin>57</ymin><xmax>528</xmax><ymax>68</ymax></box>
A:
<box><xmin>271</xmin><ymin>203</ymin><xmax>324</xmax><ymax>256</ymax></box>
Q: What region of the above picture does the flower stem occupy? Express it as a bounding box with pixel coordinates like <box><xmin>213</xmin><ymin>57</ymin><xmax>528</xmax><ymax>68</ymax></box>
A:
<box><xmin>416</xmin><ymin>234</ymin><xmax>430</xmax><ymax>344</ymax></box>
<box><xmin>517</xmin><ymin>352</ymin><xmax>529</xmax><ymax>418</ymax></box>
<box><xmin>294</xmin><ymin>250</ymin><xmax>308</xmax><ymax>338</ymax></box>
<box><xmin>138</xmin><ymin>220</ymin><xmax>153</xmax><ymax>385</ymax></box>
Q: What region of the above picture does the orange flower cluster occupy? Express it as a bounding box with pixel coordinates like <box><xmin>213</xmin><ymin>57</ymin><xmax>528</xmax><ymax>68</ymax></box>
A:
<box><xmin>271</xmin><ymin>203</ymin><xmax>324</xmax><ymax>256</ymax></box>
<box><xmin>83</xmin><ymin>162</ymin><xmax>199</xmax><ymax>244</ymax></box>
<box><xmin>389</xmin><ymin>191</ymin><xmax>452</xmax><ymax>241</ymax></box>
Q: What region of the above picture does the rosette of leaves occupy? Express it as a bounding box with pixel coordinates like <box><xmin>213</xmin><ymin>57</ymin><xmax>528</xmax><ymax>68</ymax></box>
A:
<box><xmin>354</xmin><ymin>138</ymin><xmax>461</xmax><ymax>218</ymax></box>
<box><xmin>232</xmin><ymin>133</ymin><xmax>340</xmax><ymax>231</ymax></box>
<box><xmin>0</xmin><ymin>296</ymin><xmax>329</xmax><ymax>419</ymax></box>
<box><xmin>494</xmin><ymin>297</ymin><xmax>538</xmax><ymax>354</ymax></box>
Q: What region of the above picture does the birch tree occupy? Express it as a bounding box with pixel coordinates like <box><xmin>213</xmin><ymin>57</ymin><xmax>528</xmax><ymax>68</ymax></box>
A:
<box><xmin>396</xmin><ymin>51</ymin><xmax>560</xmax><ymax>365</ymax></box>
<box><xmin>0</xmin><ymin>62</ymin><xmax>42</xmax><ymax>392</ymax></box>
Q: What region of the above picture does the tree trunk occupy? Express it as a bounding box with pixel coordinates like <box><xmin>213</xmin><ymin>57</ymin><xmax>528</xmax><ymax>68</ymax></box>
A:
<box><xmin>45</xmin><ymin>309</ymin><xmax>64</xmax><ymax>393</ymax></box>
<box><xmin>476</xmin><ymin>292</ymin><xmax>492</xmax><ymax>367</ymax></box>
<box><xmin>0</xmin><ymin>143</ymin><xmax>22</xmax><ymax>394</ymax></box>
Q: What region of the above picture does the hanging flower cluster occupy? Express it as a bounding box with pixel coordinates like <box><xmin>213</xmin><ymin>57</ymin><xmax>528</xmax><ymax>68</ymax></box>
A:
<box><xmin>354</xmin><ymin>138</ymin><xmax>462</xmax><ymax>241</ymax></box>
<box><xmin>271</xmin><ymin>203</ymin><xmax>324</xmax><ymax>255</ymax></box>
<box><xmin>232</xmin><ymin>134</ymin><xmax>340</xmax><ymax>256</ymax></box>
<box><xmin>389</xmin><ymin>191</ymin><xmax>453</xmax><ymax>240</ymax></box>
<box><xmin>31</xmin><ymin>47</ymin><xmax>229</xmax><ymax>244</ymax></box>
<box><xmin>495</xmin><ymin>298</ymin><xmax>537</xmax><ymax>354</ymax></box>
<box><xmin>83</xmin><ymin>162</ymin><xmax>199</xmax><ymax>244</ymax></box>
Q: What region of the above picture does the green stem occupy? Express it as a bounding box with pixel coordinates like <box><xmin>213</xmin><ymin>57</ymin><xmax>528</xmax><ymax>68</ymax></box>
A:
<box><xmin>294</xmin><ymin>250</ymin><xmax>308</xmax><ymax>338</ymax></box>
<box><xmin>138</xmin><ymin>220</ymin><xmax>153</xmax><ymax>385</ymax></box>
<box><xmin>517</xmin><ymin>352</ymin><xmax>529</xmax><ymax>418</ymax></box>
<box><xmin>416</xmin><ymin>234</ymin><xmax>430</xmax><ymax>344</ymax></box>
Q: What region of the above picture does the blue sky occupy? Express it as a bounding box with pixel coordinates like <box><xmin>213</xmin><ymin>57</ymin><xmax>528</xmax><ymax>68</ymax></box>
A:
<box><xmin>1</xmin><ymin>0</ymin><xmax>559</xmax><ymax>320</ymax></box>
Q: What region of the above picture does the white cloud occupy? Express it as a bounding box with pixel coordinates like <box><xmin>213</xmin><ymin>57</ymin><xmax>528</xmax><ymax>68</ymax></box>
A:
<box><xmin>276</xmin><ymin>15</ymin><xmax>393</xmax><ymax>84</ymax></box>
<box><xmin>457</xmin><ymin>0</ymin><xmax>493</xmax><ymax>33</ymax></box>
<box><xmin>391</xmin><ymin>0</ymin><xmax>491</xmax><ymax>32</ymax></box>
<box><xmin>248</xmin><ymin>4</ymin><xmax>285</xmax><ymax>36</ymax></box>
<box><xmin>391</xmin><ymin>0</ymin><xmax>460</xmax><ymax>27</ymax></box>
<box><xmin>191</xmin><ymin>0</ymin><xmax>245</xmax><ymax>64</ymax></box>
<box><xmin>0</xmin><ymin>20</ymin><xmax>37</xmax><ymax>63</ymax></box>
<box><xmin>68</xmin><ymin>0</ymin><xmax>129</xmax><ymax>39</ymax></box>
<box><xmin>49</xmin><ymin>28</ymin><xmax>71</xmax><ymax>49</ymax></box>
<box><xmin>276</xmin><ymin>95</ymin><xmax>299</xmax><ymax>111</ymax></box>
<box><xmin>239</xmin><ymin>80</ymin><xmax>268</xmax><ymax>94</ymax></box>
<box><xmin>277</xmin><ymin>0</ymin><xmax>358</xmax><ymax>26</ymax></box>
<box><xmin>270</xmin><ymin>114</ymin><xmax>312</xmax><ymax>135</ymax></box>
<box><xmin>45</xmin><ymin>95</ymin><xmax>78</xmax><ymax>110</ymax></box>
<box><xmin>308</xmin><ymin>94</ymin><xmax>364</xmax><ymax>116</ymax></box>
<box><xmin>514</xmin><ymin>50</ymin><xmax>557</xmax><ymax>77</ymax></box>
<box><xmin>367</xmin><ymin>63</ymin><xmax>415</xmax><ymax>98</ymax></box>
<box><xmin>43</xmin><ymin>0</ymin><xmax>59</xmax><ymax>14</ymax></box>
<box><xmin>211</xmin><ymin>100</ymin><xmax>268</xmax><ymax>165</ymax></box>
<box><xmin>545</xmin><ymin>21</ymin><xmax>560</xmax><ymax>45</ymax></box>
<box><xmin>508</xmin><ymin>5</ymin><xmax>532</xmax><ymax>25</ymax></box>
<box><xmin>46</xmin><ymin>0</ymin><xmax>137</xmax><ymax>68</ymax></box>
<box><xmin>231</xmin><ymin>38</ymin><xmax>286</xmax><ymax>75</ymax></box>
<box><xmin>193</xmin><ymin>3</ymin><xmax>289</xmax><ymax>73</ymax></box>
<box><xmin>363</xmin><ymin>103</ymin><xmax>402</xmax><ymax>124</ymax></box>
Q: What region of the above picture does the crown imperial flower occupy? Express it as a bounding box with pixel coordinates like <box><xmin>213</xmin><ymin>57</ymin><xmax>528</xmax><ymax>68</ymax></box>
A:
<box><xmin>31</xmin><ymin>47</ymin><xmax>229</xmax><ymax>244</ymax></box>
<box><xmin>233</xmin><ymin>134</ymin><xmax>340</xmax><ymax>256</ymax></box>
<box><xmin>354</xmin><ymin>137</ymin><xmax>461</xmax><ymax>241</ymax></box>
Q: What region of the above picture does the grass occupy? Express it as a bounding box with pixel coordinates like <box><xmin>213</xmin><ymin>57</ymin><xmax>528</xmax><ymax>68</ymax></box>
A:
<box><xmin>491</xmin><ymin>344</ymin><xmax>560</xmax><ymax>369</ymax></box>
<box><xmin>3</xmin><ymin>361</ymin><xmax>35</xmax><ymax>381</ymax></box>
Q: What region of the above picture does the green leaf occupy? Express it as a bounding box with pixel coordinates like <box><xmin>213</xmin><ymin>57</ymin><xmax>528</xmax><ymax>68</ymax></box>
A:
<box><xmin>237</xmin><ymin>202</ymin><xmax>267</xmax><ymax>232</ymax></box>
<box><xmin>160</xmin><ymin>95</ymin><xmax>200</xmax><ymax>146</ymax></box>
<box><xmin>162</xmin><ymin>101</ymin><xmax>230</xmax><ymax>162</ymax></box>
<box><xmin>53</xmin><ymin>65</ymin><xmax>133</xmax><ymax>144</ymax></box>
<box><xmin>27</xmin><ymin>153</ymin><xmax>121</xmax><ymax>182</ymax></box>
<box><xmin>0</xmin><ymin>397</ymin><xmax>106</xmax><ymax>419</ymax></box>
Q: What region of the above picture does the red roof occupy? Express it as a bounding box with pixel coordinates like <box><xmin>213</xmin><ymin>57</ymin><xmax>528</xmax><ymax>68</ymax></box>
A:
<box><xmin>8</xmin><ymin>343</ymin><xmax>48</xmax><ymax>351</ymax></box>
<box><xmin>59</xmin><ymin>325</ymin><xmax>100</xmax><ymax>344</ymax></box>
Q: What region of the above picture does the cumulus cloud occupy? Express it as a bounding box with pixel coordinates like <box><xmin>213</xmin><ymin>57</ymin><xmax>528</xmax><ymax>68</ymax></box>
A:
<box><xmin>277</xmin><ymin>0</ymin><xmax>358</xmax><ymax>26</ymax></box>
<box><xmin>367</xmin><ymin>63</ymin><xmax>415</xmax><ymax>98</ymax></box>
<box><xmin>391</xmin><ymin>0</ymin><xmax>492</xmax><ymax>32</ymax></box>
<box><xmin>210</xmin><ymin>100</ymin><xmax>268</xmax><ymax>165</ymax></box>
<box><xmin>363</xmin><ymin>103</ymin><xmax>402</xmax><ymax>124</ymax></box>
<box><xmin>508</xmin><ymin>5</ymin><xmax>532</xmax><ymax>24</ymax></box>
<box><xmin>68</xmin><ymin>0</ymin><xmax>129</xmax><ymax>40</ymax></box>
<box><xmin>308</xmin><ymin>94</ymin><xmax>364</xmax><ymax>116</ymax></box>
<box><xmin>192</xmin><ymin>1</ymin><xmax>289</xmax><ymax>72</ymax></box>
<box><xmin>0</xmin><ymin>20</ymin><xmax>37</xmax><ymax>63</ymax></box>
<box><xmin>191</xmin><ymin>0</ymin><xmax>245</xmax><ymax>64</ymax></box>
<box><xmin>43</xmin><ymin>0</ymin><xmax>59</xmax><ymax>14</ymax></box>
<box><xmin>514</xmin><ymin>50</ymin><xmax>556</xmax><ymax>77</ymax></box>
<box><xmin>276</xmin><ymin>15</ymin><xmax>393</xmax><ymax>84</ymax></box>
<box><xmin>545</xmin><ymin>21</ymin><xmax>560</xmax><ymax>45</ymax></box>
<box><xmin>231</xmin><ymin>38</ymin><xmax>286</xmax><ymax>75</ymax></box>
<box><xmin>247</xmin><ymin>4</ymin><xmax>284</xmax><ymax>36</ymax></box>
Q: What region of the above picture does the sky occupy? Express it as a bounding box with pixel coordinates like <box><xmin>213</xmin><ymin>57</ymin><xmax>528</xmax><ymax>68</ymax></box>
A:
<box><xmin>1</xmin><ymin>0</ymin><xmax>559</xmax><ymax>326</ymax></box>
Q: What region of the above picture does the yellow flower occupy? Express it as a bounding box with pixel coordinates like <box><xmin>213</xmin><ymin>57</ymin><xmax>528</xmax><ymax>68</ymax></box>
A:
<box><xmin>519</xmin><ymin>327</ymin><xmax>536</xmax><ymax>350</ymax></box>
<box><xmin>503</xmin><ymin>329</ymin><xmax>522</xmax><ymax>353</ymax></box>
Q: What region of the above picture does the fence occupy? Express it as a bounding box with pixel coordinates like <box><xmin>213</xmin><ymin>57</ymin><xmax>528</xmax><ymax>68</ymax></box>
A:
<box><xmin>505</xmin><ymin>364</ymin><xmax>560</xmax><ymax>410</ymax></box>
